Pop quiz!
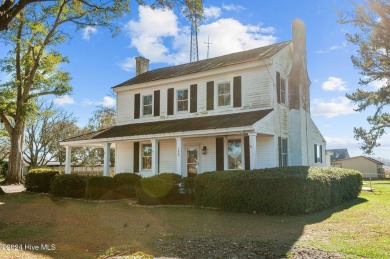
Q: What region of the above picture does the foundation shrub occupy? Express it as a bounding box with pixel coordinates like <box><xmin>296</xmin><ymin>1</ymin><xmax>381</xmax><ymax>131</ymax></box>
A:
<box><xmin>50</xmin><ymin>174</ymin><xmax>88</xmax><ymax>198</ymax></box>
<box><xmin>136</xmin><ymin>173</ymin><xmax>187</xmax><ymax>205</ymax></box>
<box><xmin>25</xmin><ymin>168</ymin><xmax>60</xmax><ymax>193</ymax></box>
<box><xmin>86</xmin><ymin>176</ymin><xmax>115</xmax><ymax>200</ymax></box>
<box><xmin>193</xmin><ymin>166</ymin><xmax>362</xmax><ymax>215</ymax></box>
<box><xmin>113</xmin><ymin>173</ymin><xmax>142</xmax><ymax>198</ymax></box>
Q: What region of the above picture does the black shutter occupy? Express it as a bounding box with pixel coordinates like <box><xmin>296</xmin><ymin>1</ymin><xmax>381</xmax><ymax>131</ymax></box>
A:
<box><xmin>244</xmin><ymin>136</ymin><xmax>250</xmax><ymax>170</ymax></box>
<box><xmin>314</xmin><ymin>144</ymin><xmax>318</xmax><ymax>163</ymax></box>
<box><xmin>233</xmin><ymin>76</ymin><xmax>242</xmax><ymax>108</ymax></box>
<box><xmin>207</xmin><ymin>81</ymin><xmax>214</xmax><ymax>111</ymax></box>
<box><xmin>134</xmin><ymin>142</ymin><xmax>139</xmax><ymax>173</ymax></box>
<box><xmin>278</xmin><ymin>137</ymin><xmax>282</xmax><ymax>167</ymax></box>
<box><xmin>158</xmin><ymin>142</ymin><xmax>160</xmax><ymax>174</ymax></box>
<box><xmin>134</xmin><ymin>93</ymin><xmax>140</xmax><ymax>119</ymax></box>
<box><xmin>190</xmin><ymin>84</ymin><xmax>197</xmax><ymax>113</ymax></box>
<box><xmin>216</xmin><ymin>137</ymin><xmax>224</xmax><ymax>171</ymax></box>
<box><xmin>154</xmin><ymin>90</ymin><xmax>160</xmax><ymax>117</ymax></box>
<box><xmin>320</xmin><ymin>145</ymin><xmax>323</xmax><ymax>163</ymax></box>
<box><xmin>276</xmin><ymin>72</ymin><xmax>281</xmax><ymax>104</ymax></box>
<box><xmin>167</xmin><ymin>88</ymin><xmax>174</xmax><ymax>115</ymax></box>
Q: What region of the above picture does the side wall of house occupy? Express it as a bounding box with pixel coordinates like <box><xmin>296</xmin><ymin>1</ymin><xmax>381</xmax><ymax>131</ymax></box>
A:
<box><xmin>334</xmin><ymin>158</ymin><xmax>379</xmax><ymax>178</ymax></box>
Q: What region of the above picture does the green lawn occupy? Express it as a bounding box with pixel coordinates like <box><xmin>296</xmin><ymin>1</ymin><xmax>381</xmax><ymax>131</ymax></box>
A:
<box><xmin>0</xmin><ymin>180</ymin><xmax>389</xmax><ymax>258</ymax></box>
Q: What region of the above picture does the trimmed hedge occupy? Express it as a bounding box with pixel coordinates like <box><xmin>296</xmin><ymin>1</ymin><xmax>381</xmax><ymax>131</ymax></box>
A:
<box><xmin>113</xmin><ymin>173</ymin><xmax>141</xmax><ymax>198</ymax></box>
<box><xmin>136</xmin><ymin>173</ymin><xmax>189</xmax><ymax>205</ymax></box>
<box><xmin>194</xmin><ymin>167</ymin><xmax>362</xmax><ymax>215</ymax></box>
<box><xmin>50</xmin><ymin>174</ymin><xmax>88</xmax><ymax>198</ymax></box>
<box><xmin>25</xmin><ymin>168</ymin><xmax>60</xmax><ymax>193</ymax></box>
<box><xmin>86</xmin><ymin>176</ymin><xmax>115</xmax><ymax>200</ymax></box>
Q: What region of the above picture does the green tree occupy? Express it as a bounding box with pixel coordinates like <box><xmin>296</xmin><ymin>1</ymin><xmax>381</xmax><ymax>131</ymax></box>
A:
<box><xmin>339</xmin><ymin>0</ymin><xmax>390</xmax><ymax>154</ymax></box>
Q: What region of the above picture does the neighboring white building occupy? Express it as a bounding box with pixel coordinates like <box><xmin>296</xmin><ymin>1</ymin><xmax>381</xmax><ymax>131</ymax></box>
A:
<box><xmin>61</xmin><ymin>19</ymin><xmax>326</xmax><ymax>177</ymax></box>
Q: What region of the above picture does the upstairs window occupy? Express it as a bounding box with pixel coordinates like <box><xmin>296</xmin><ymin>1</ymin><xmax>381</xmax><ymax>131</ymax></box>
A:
<box><xmin>277</xmin><ymin>71</ymin><xmax>287</xmax><ymax>105</ymax></box>
<box><xmin>143</xmin><ymin>95</ymin><xmax>153</xmax><ymax>116</ymax></box>
<box><xmin>142</xmin><ymin>143</ymin><xmax>152</xmax><ymax>170</ymax></box>
<box><xmin>228</xmin><ymin>139</ymin><xmax>242</xmax><ymax>170</ymax></box>
<box><xmin>177</xmin><ymin>89</ymin><xmax>189</xmax><ymax>112</ymax></box>
<box><xmin>314</xmin><ymin>144</ymin><xmax>323</xmax><ymax>163</ymax></box>
<box><xmin>218</xmin><ymin>82</ymin><xmax>231</xmax><ymax>107</ymax></box>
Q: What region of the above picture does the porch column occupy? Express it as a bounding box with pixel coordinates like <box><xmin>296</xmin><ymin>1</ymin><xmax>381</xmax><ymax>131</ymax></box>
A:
<box><xmin>248</xmin><ymin>133</ymin><xmax>257</xmax><ymax>170</ymax></box>
<box><xmin>103</xmin><ymin>143</ymin><xmax>111</xmax><ymax>176</ymax></box>
<box><xmin>151</xmin><ymin>139</ymin><xmax>159</xmax><ymax>175</ymax></box>
<box><xmin>176</xmin><ymin>137</ymin><xmax>183</xmax><ymax>175</ymax></box>
<box><xmin>65</xmin><ymin>146</ymin><xmax>71</xmax><ymax>174</ymax></box>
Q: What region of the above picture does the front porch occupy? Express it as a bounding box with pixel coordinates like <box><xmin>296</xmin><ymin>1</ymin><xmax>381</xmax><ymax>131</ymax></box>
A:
<box><xmin>60</xmin><ymin>109</ymin><xmax>276</xmax><ymax>177</ymax></box>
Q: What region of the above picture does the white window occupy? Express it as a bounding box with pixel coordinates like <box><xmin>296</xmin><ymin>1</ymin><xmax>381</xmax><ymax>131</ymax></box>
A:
<box><xmin>177</xmin><ymin>89</ymin><xmax>189</xmax><ymax>112</ymax></box>
<box><xmin>141</xmin><ymin>143</ymin><xmax>152</xmax><ymax>170</ymax></box>
<box><xmin>314</xmin><ymin>144</ymin><xmax>322</xmax><ymax>163</ymax></box>
<box><xmin>143</xmin><ymin>95</ymin><xmax>153</xmax><ymax>116</ymax></box>
<box><xmin>279</xmin><ymin>137</ymin><xmax>288</xmax><ymax>167</ymax></box>
<box><xmin>227</xmin><ymin>139</ymin><xmax>242</xmax><ymax>170</ymax></box>
<box><xmin>218</xmin><ymin>82</ymin><xmax>231</xmax><ymax>107</ymax></box>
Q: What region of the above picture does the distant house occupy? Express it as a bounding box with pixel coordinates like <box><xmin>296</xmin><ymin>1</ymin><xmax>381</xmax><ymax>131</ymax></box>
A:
<box><xmin>328</xmin><ymin>149</ymin><xmax>350</xmax><ymax>162</ymax></box>
<box><xmin>332</xmin><ymin>156</ymin><xmax>385</xmax><ymax>179</ymax></box>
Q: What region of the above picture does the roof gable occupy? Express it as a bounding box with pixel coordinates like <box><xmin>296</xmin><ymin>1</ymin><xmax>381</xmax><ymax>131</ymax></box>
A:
<box><xmin>113</xmin><ymin>41</ymin><xmax>291</xmax><ymax>88</ymax></box>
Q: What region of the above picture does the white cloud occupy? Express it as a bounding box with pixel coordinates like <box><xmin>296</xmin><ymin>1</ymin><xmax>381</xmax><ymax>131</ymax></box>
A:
<box><xmin>100</xmin><ymin>96</ymin><xmax>116</xmax><ymax>107</ymax></box>
<box><xmin>311</xmin><ymin>97</ymin><xmax>357</xmax><ymax>118</ymax></box>
<box><xmin>222</xmin><ymin>4</ymin><xmax>246</xmax><ymax>12</ymax></box>
<box><xmin>322</xmin><ymin>77</ymin><xmax>348</xmax><ymax>92</ymax></box>
<box><xmin>369</xmin><ymin>78</ymin><xmax>388</xmax><ymax>90</ymax></box>
<box><xmin>53</xmin><ymin>95</ymin><xmax>75</xmax><ymax>106</ymax></box>
<box><xmin>121</xmin><ymin>6</ymin><xmax>277</xmax><ymax>69</ymax></box>
<box><xmin>119</xmin><ymin>57</ymin><xmax>136</xmax><ymax>72</ymax></box>
<box><xmin>82</xmin><ymin>26</ymin><xmax>97</xmax><ymax>40</ymax></box>
<box><xmin>316</xmin><ymin>42</ymin><xmax>347</xmax><ymax>54</ymax></box>
<box><xmin>204</xmin><ymin>6</ymin><xmax>221</xmax><ymax>19</ymax></box>
<box><xmin>83</xmin><ymin>96</ymin><xmax>116</xmax><ymax>107</ymax></box>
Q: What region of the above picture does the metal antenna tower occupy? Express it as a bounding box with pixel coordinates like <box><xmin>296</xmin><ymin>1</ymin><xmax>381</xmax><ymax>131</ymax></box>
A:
<box><xmin>204</xmin><ymin>35</ymin><xmax>212</xmax><ymax>59</ymax></box>
<box><xmin>190</xmin><ymin>13</ymin><xmax>199</xmax><ymax>62</ymax></box>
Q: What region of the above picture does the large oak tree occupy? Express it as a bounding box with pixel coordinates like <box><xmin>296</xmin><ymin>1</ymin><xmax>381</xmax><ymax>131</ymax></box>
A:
<box><xmin>339</xmin><ymin>0</ymin><xmax>390</xmax><ymax>154</ymax></box>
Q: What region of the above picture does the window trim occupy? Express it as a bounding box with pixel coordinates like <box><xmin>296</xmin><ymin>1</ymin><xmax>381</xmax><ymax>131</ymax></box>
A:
<box><xmin>175</xmin><ymin>88</ymin><xmax>190</xmax><ymax>113</ymax></box>
<box><xmin>216</xmin><ymin>80</ymin><xmax>233</xmax><ymax>108</ymax></box>
<box><xmin>140</xmin><ymin>142</ymin><xmax>152</xmax><ymax>171</ymax></box>
<box><xmin>225</xmin><ymin>137</ymin><xmax>244</xmax><ymax>170</ymax></box>
<box><xmin>277</xmin><ymin>75</ymin><xmax>288</xmax><ymax>105</ymax></box>
<box><xmin>142</xmin><ymin>94</ymin><xmax>153</xmax><ymax>117</ymax></box>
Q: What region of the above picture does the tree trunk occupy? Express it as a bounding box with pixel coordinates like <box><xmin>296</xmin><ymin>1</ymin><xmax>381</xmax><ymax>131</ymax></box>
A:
<box><xmin>6</xmin><ymin>125</ymin><xmax>24</xmax><ymax>184</ymax></box>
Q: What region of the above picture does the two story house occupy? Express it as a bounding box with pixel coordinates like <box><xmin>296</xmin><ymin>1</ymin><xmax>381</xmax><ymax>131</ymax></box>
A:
<box><xmin>61</xmin><ymin>19</ymin><xmax>326</xmax><ymax>177</ymax></box>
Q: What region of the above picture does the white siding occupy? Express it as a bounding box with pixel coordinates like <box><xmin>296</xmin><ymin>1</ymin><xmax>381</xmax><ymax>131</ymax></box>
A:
<box><xmin>256</xmin><ymin>135</ymin><xmax>276</xmax><ymax>168</ymax></box>
<box><xmin>115</xmin><ymin>142</ymin><xmax>133</xmax><ymax>173</ymax></box>
<box><xmin>159</xmin><ymin>140</ymin><xmax>176</xmax><ymax>173</ymax></box>
<box><xmin>116</xmin><ymin>92</ymin><xmax>133</xmax><ymax>125</ymax></box>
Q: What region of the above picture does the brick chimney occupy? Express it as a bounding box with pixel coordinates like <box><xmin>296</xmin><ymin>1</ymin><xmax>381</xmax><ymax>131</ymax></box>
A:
<box><xmin>289</xmin><ymin>19</ymin><xmax>310</xmax><ymax>112</ymax></box>
<box><xmin>135</xmin><ymin>56</ymin><xmax>150</xmax><ymax>76</ymax></box>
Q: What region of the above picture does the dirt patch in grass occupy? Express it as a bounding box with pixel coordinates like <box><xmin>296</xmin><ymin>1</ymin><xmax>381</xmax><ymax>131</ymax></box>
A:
<box><xmin>0</xmin><ymin>181</ymin><xmax>389</xmax><ymax>258</ymax></box>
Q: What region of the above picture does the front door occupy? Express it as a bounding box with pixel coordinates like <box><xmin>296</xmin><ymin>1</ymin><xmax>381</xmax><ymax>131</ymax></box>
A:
<box><xmin>186</xmin><ymin>146</ymin><xmax>199</xmax><ymax>177</ymax></box>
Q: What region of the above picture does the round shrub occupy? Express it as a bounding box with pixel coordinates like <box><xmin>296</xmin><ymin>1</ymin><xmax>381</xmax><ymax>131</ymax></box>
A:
<box><xmin>113</xmin><ymin>173</ymin><xmax>141</xmax><ymax>198</ymax></box>
<box><xmin>50</xmin><ymin>174</ymin><xmax>88</xmax><ymax>198</ymax></box>
<box><xmin>136</xmin><ymin>173</ymin><xmax>184</xmax><ymax>205</ymax></box>
<box><xmin>86</xmin><ymin>176</ymin><xmax>115</xmax><ymax>200</ymax></box>
<box><xmin>25</xmin><ymin>168</ymin><xmax>60</xmax><ymax>193</ymax></box>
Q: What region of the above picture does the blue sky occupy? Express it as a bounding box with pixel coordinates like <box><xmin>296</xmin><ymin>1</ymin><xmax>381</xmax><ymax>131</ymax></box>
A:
<box><xmin>1</xmin><ymin>0</ymin><xmax>389</xmax><ymax>158</ymax></box>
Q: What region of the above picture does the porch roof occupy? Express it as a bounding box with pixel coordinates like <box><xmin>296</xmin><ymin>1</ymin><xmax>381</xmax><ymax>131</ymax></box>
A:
<box><xmin>62</xmin><ymin>109</ymin><xmax>273</xmax><ymax>143</ymax></box>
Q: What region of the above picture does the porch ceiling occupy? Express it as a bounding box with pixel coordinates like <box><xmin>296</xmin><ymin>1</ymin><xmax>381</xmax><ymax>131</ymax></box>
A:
<box><xmin>61</xmin><ymin>109</ymin><xmax>272</xmax><ymax>144</ymax></box>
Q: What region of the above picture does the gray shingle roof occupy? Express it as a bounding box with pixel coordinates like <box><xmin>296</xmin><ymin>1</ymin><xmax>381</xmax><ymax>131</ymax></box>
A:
<box><xmin>113</xmin><ymin>41</ymin><xmax>291</xmax><ymax>88</ymax></box>
<box><xmin>63</xmin><ymin>109</ymin><xmax>273</xmax><ymax>142</ymax></box>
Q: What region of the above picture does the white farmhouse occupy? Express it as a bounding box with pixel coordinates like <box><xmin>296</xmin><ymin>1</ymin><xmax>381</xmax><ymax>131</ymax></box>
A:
<box><xmin>61</xmin><ymin>19</ymin><xmax>326</xmax><ymax>177</ymax></box>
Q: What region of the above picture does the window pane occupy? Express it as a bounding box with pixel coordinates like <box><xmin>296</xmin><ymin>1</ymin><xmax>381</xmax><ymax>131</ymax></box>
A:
<box><xmin>218</xmin><ymin>95</ymin><xmax>225</xmax><ymax>106</ymax></box>
<box><xmin>143</xmin><ymin>95</ymin><xmax>152</xmax><ymax>105</ymax></box>
<box><xmin>142</xmin><ymin>144</ymin><xmax>152</xmax><ymax>156</ymax></box>
<box><xmin>224</xmin><ymin>94</ymin><xmax>231</xmax><ymax>106</ymax></box>
<box><xmin>228</xmin><ymin>139</ymin><xmax>242</xmax><ymax>170</ymax></box>
<box><xmin>142</xmin><ymin>157</ymin><xmax>151</xmax><ymax>169</ymax></box>
<box><xmin>142</xmin><ymin>144</ymin><xmax>152</xmax><ymax>170</ymax></box>
<box><xmin>143</xmin><ymin>105</ymin><xmax>152</xmax><ymax>115</ymax></box>
<box><xmin>178</xmin><ymin>90</ymin><xmax>188</xmax><ymax>100</ymax></box>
